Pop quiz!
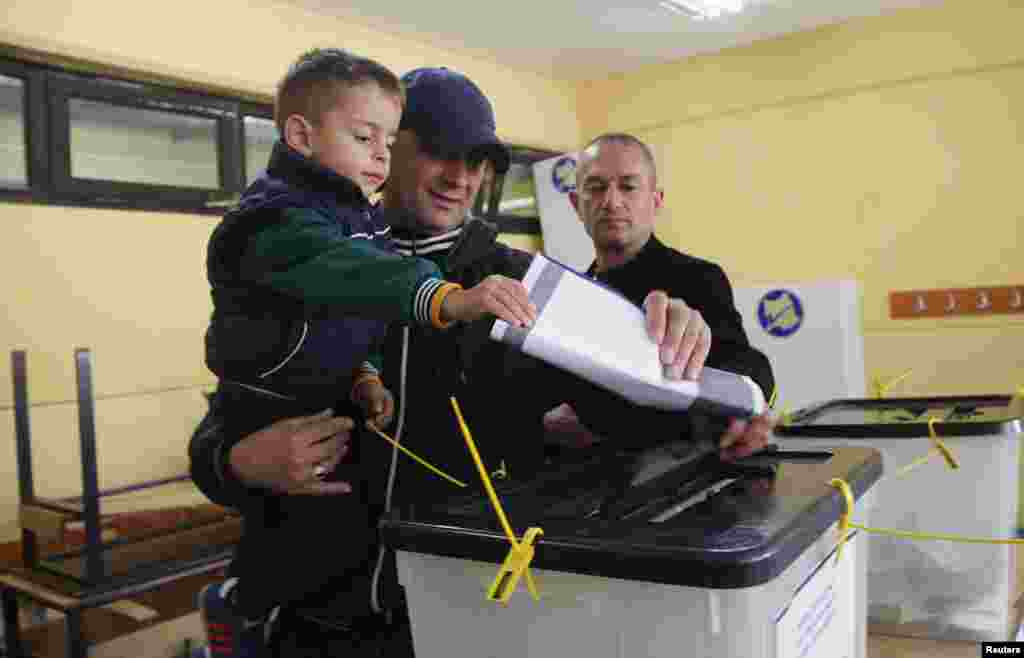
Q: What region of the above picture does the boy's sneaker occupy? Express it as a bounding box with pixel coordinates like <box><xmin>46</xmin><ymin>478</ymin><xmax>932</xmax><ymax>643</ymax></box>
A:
<box><xmin>198</xmin><ymin>578</ymin><xmax>268</xmax><ymax>657</ymax></box>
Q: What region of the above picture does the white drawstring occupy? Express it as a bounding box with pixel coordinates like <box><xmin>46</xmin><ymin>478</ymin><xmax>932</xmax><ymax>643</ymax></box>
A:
<box><xmin>370</xmin><ymin>326</ymin><xmax>410</xmax><ymax>615</ymax></box>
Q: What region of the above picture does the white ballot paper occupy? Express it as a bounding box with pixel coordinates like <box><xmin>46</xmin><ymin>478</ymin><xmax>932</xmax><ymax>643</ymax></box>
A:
<box><xmin>490</xmin><ymin>254</ymin><xmax>766</xmax><ymax>417</ymax></box>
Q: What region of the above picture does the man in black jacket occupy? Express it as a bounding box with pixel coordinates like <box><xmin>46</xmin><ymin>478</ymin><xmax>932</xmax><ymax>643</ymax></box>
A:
<box><xmin>190</xmin><ymin>70</ymin><xmax>774</xmax><ymax>657</ymax></box>
<box><xmin>565</xmin><ymin>131</ymin><xmax>775</xmax><ymax>443</ymax></box>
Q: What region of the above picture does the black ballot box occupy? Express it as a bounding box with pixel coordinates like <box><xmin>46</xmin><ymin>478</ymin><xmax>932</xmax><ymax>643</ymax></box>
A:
<box><xmin>380</xmin><ymin>439</ymin><xmax>882</xmax><ymax>658</ymax></box>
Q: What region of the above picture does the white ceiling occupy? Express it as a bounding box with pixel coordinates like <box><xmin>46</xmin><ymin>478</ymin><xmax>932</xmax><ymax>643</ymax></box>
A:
<box><xmin>285</xmin><ymin>0</ymin><xmax>946</xmax><ymax>78</ymax></box>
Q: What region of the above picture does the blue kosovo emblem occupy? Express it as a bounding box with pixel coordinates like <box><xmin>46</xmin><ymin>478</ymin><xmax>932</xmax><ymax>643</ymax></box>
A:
<box><xmin>757</xmin><ymin>289</ymin><xmax>804</xmax><ymax>338</ymax></box>
<box><xmin>551</xmin><ymin>156</ymin><xmax>577</xmax><ymax>194</ymax></box>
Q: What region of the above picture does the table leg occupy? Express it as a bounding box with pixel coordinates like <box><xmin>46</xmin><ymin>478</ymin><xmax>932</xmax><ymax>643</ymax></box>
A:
<box><xmin>2</xmin><ymin>586</ymin><xmax>26</xmax><ymax>658</ymax></box>
<box><xmin>64</xmin><ymin>609</ymin><xmax>86</xmax><ymax>658</ymax></box>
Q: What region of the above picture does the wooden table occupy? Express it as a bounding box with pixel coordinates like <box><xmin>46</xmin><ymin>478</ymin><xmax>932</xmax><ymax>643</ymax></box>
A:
<box><xmin>2</xmin><ymin>543</ymin><xmax>234</xmax><ymax>658</ymax></box>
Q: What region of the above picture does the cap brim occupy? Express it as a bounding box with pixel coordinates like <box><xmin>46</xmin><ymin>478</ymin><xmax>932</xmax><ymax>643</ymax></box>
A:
<box><xmin>419</xmin><ymin>126</ymin><xmax>511</xmax><ymax>174</ymax></box>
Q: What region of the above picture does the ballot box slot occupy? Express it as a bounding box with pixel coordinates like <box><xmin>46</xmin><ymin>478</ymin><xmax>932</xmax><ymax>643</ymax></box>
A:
<box><xmin>647</xmin><ymin>477</ymin><xmax>741</xmax><ymax>524</ymax></box>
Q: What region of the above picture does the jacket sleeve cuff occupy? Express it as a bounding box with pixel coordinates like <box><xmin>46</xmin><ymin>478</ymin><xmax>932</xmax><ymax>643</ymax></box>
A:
<box><xmin>413</xmin><ymin>278</ymin><xmax>462</xmax><ymax>328</ymax></box>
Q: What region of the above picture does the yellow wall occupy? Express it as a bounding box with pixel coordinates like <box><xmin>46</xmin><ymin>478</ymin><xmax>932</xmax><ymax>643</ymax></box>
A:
<box><xmin>3</xmin><ymin>0</ymin><xmax>1022</xmax><ymax>545</ymax></box>
<box><xmin>576</xmin><ymin>0</ymin><xmax>1024</xmax><ymax>397</ymax></box>
<box><xmin>0</xmin><ymin>0</ymin><xmax>578</xmax><ymax>541</ymax></box>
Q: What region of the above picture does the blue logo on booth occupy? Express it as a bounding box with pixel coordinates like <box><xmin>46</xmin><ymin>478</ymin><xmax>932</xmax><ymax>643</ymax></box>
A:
<box><xmin>551</xmin><ymin>156</ymin><xmax>577</xmax><ymax>194</ymax></box>
<box><xmin>757</xmin><ymin>289</ymin><xmax>804</xmax><ymax>338</ymax></box>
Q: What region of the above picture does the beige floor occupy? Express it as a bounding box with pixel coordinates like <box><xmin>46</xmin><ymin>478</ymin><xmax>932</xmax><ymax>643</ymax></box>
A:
<box><xmin>867</xmin><ymin>633</ymin><xmax>981</xmax><ymax>658</ymax></box>
<box><xmin>18</xmin><ymin>613</ymin><xmax>997</xmax><ymax>657</ymax></box>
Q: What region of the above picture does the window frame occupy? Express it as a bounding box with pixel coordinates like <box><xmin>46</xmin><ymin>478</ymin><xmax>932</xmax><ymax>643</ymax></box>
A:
<box><xmin>46</xmin><ymin>71</ymin><xmax>243</xmax><ymax>213</ymax></box>
<box><xmin>239</xmin><ymin>102</ymin><xmax>276</xmax><ymax>188</ymax></box>
<box><xmin>476</xmin><ymin>146</ymin><xmax>558</xmax><ymax>235</ymax></box>
<box><xmin>0</xmin><ymin>58</ymin><xmax>48</xmax><ymax>201</ymax></box>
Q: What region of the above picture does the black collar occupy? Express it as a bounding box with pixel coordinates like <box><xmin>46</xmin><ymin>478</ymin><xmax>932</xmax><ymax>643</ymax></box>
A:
<box><xmin>265</xmin><ymin>140</ymin><xmax>369</xmax><ymax>207</ymax></box>
<box><xmin>587</xmin><ymin>235</ymin><xmax>663</xmax><ymax>281</ymax></box>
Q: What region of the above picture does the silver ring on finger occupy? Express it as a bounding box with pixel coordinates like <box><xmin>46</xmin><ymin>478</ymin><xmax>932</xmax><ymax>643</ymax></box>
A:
<box><xmin>312</xmin><ymin>463</ymin><xmax>328</xmax><ymax>479</ymax></box>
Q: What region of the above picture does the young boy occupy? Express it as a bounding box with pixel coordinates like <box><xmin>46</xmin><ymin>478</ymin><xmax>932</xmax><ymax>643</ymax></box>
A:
<box><xmin>198</xmin><ymin>49</ymin><xmax>534</xmax><ymax>657</ymax></box>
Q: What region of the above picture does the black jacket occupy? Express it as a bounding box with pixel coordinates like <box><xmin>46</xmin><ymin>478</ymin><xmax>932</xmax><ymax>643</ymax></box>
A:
<box><xmin>206</xmin><ymin>140</ymin><xmax>440</xmax><ymax>405</ymax></box>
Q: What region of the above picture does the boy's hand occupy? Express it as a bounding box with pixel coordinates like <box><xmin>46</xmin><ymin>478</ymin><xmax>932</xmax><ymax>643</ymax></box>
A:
<box><xmin>440</xmin><ymin>275</ymin><xmax>537</xmax><ymax>327</ymax></box>
<box><xmin>352</xmin><ymin>378</ymin><xmax>395</xmax><ymax>429</ymax></box>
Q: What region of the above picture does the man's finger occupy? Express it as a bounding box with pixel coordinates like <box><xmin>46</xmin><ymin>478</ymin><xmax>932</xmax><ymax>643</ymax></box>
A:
<box><xmin>644</xmin><ymin>291</ymin><xmax>669</xmax><ymax>344</ymax></box>
<box><xmin>659</xmin><ymin>300</ymin><xmax>690</xmax><ymax>369</ymax></box>
<box><xmin>719</xmin><ymin>418</ymin><xmax>747</xmax><ymax>449</ymax></box>
<box><xmin>303</xmin><ymin>480</ymin><xmax>353</xmax><ymax>496</ymax></box>
<box><xmin>305</xmin><ymin>434</ymin><xmax>347</xmax><ymax>466</ymax></box>
<box><xmin>682</xmin><ymin>324</ymin><xmax>711</xmax><ymax>381</ymax></box>
<box><xmin>304</xmin><ymin>416</ymin><xmax>355</xmax><ymax>446</ymax></box>
<box><xmin>277</xmin><ymin>410</ymin><xmax>328</xmax><ymax>431</ymax></box>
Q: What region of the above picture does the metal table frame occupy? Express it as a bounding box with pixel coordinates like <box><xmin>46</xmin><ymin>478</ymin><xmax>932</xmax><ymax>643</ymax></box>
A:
<box><xmin>2</xmin><ymin>349</ymin><xmax>236</xmax><ymax>657</ymax></box>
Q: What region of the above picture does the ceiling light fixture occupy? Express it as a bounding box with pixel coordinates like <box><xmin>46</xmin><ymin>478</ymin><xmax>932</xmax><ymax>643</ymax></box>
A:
<box><xmin>659</xmin><ymin>0</ymin><xmax>747</xmax><ymax>21</ymax></box>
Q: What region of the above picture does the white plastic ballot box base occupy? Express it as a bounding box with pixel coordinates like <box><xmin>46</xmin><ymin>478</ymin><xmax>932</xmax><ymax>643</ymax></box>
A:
<box><xmin>397</xmin><ymin>492</ymin><xmax>873</xmax><ymax>658</ymax></box>
<box><xmin>780</xmin><ymin>431</ymin><xmax>1020</xmax><ymax>641</ymax></box>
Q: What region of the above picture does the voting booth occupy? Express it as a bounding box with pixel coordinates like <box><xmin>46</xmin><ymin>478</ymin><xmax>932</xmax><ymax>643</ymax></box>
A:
<box><xmin>777</xmin><ymin>395</ymin><xmax>1024</xmax><ymax>641</ymax></box>
<box><xmin>382</xmin><ymin>441</ymin><xmax>882</xmax><ymax>658</ymax></box>
<box><xmin>532</xmin><ymin>152</ymin><xmax>592</xmax><ymax>272</ymax></box>
<box><xmin>732</xmin><ymin>281</ymin><xmax>866</xmax><ymax>412</ymax></box>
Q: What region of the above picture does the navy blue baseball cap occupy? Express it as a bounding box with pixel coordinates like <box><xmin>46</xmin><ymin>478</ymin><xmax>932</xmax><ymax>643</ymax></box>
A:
<box><xmin>400</xmin><ymin>67</ymin><xmax>511</xmax><ymax>173</ymax></box>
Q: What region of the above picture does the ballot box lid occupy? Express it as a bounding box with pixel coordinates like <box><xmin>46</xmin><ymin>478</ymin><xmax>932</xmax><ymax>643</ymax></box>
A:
<box><xmin>775</xmin><ymin>394</ymin><xmax>1024</xmax><ymax>438</ymax></box>
<box><xmin>380</xmin><ymin>443</ymin><xmax>881</xmax><ymax>589</ymax></box>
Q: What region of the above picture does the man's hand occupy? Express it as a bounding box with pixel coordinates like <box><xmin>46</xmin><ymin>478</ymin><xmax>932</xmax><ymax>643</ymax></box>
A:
<box><xmin>643</xmin><ymin>290</ymin><xmax>711</xmax><ymax>381</ymax></box>
<box><xmin>228</xmin><ymin>410</ymin><xmax>355</xmax><ymax>495</ymax></box>
<box><xmin>718</xmin><ymin>414</ymin><xmax>775</xmax><ymax>461</ymax></box>
<box><xmin>441</xmin><ymin>275</ymin><xmax>537</xmax><ymax>327</ymax></box>
<box><xmin>352</xmin><ymin>378</ymin><xmax>395</xmax><ymax>429</ymax></box>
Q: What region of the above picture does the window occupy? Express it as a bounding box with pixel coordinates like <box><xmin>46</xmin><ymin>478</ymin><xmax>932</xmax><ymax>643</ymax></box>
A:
<box><xmin>475</xmin><ymin>147</ymin><xmax>558</xmax><ymax>234</ymax></box>
<box><xmin>242</xmin><ymin>105</ymin><xmax>276</xmax><ymax>186</ymax></box>
<box><xmin>0</xmin><ymin>54</ymin><xmax>559</xmax><ymax>225</ymax></box>
<box><xmin>67</xmin><ymin>97</ymin><xmax>220</xmax><ymax>188</ymax></box>
<box><xmin>0</xmin><ymin>74</ymin><xmax>27</xmax><ymax>187</ymax></box>
<box><xmin>47</xmin><ymin>72</ymin><xmax>243</xmax><ymax>212</ymax></box>
<box><xmin>0</xmin><ymin>60</ymin><xmax>46</xmax><ymax>196</ymax></box>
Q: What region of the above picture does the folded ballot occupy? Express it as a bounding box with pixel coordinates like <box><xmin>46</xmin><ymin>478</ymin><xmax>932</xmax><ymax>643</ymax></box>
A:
<box><xmin>490</xmin><ymin>254</ymin><xmax>766</xmax><ymax>418</ymax></box>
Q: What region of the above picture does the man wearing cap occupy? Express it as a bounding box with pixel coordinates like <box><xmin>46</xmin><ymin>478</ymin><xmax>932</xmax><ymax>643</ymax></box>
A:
<box><xmin>190</xmin><ymin>67</ymin><xmax>774</xmax><ymax>656</ymax></box>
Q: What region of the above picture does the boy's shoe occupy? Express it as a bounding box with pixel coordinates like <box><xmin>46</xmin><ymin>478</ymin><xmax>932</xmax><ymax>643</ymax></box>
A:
<box><xmin>198</xmin><ymin>578</ymin><xmax>268</xmax><ymax>657</ymax></box>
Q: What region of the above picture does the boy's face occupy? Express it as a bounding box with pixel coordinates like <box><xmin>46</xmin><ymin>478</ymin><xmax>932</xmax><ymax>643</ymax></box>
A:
<box><xmin>286</xmin><ymin>82</ymin><xmax>402</xmax><ymax>199</ymax></box>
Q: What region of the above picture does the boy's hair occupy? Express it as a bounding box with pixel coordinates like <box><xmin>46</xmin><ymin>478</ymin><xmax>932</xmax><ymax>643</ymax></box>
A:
<box><xmin>274</xmin><ymin>48</ymin><xmax>404</xmax><ymax>135</ymax></box>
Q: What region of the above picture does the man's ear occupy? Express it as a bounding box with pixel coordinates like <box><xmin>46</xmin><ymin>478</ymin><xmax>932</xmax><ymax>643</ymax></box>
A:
<box><xmin>568</xmin><ymin>190</ymin><xmax>580</xmax><ymax>215</ymax></box>
<box><xmin>653</xmin><ymin>188</ymin><xmax>665</xmax><ymax>212</ymax></box>
<box><xmin>283</xmin><ymin>114</ymin><xmax>315</xmax><ymax>157</ymax></box>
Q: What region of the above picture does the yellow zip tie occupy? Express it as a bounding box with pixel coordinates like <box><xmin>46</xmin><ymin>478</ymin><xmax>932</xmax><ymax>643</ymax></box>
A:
<box><xmin>847</xmin><ymin>523</ymin><xmax>1024</xmax><ymax>544</ymax></box>
<box><xmin>831</xmin><ymin>477</ymin><xmax>1024</xmax><ymax>548</ymax></box>
<box><xmin>893</xmin><ymin>449</ymin><xmax>938</xmax><ymax>478</ymax></box>
<box><xmin>871</xmin><ymin>369</ymin><xmax>913</xmax><ymax>399</ymax></box>
<box><xmin>777</xmin><ymin>404</ymin><xmax>793</xmax><ymax>427</ymax></box>
<box><xmin>368</xmin><ymin>424</ymin><xmax>467</xmax><ymax>488</ymax></box>
<box><xmin>892</xmin><ymin>417</ymin><xmax>959</xmax><ymax>477</ymax></box>
<box><xmin>828</xmin><ymin>478</ymin><xmax>854</xmax><ymax>565</ymax></box>
<box><xmin>449</xmin><ymin>397</ymin><xmax>542</xmax><ymax>604</ymax></box>
<box><xmin>926</xmin><ymin>417</ymin><xmax>959</xmax><ymax>469</ymax></box>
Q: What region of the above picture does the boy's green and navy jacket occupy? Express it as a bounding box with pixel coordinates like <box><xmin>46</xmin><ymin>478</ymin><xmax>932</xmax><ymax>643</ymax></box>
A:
<box><xmin>205</xmin><ymin>140</ymin><xmax>447</xmax><ymax>406</ymax></box>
